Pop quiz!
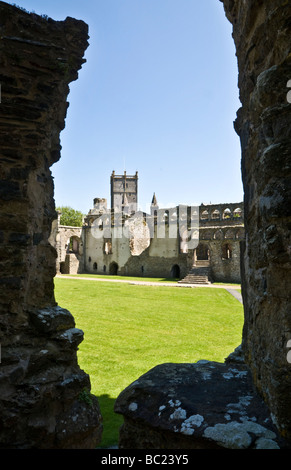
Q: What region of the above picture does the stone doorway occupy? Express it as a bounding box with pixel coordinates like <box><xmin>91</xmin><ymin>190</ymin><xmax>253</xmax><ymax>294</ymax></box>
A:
<box><xmin>171</xmin><ymin>264</ymin><xmax>180</xmax><ymax>278</ymax></box>
<box><xmin>194</xmin><ymin>243</ymin><xmax>210</xmax><ymax>266</ymax></box>
<box><xmin>109</xmin><ymin>262</ymin><xmax>119</xmax><ymax>275</ymax></box>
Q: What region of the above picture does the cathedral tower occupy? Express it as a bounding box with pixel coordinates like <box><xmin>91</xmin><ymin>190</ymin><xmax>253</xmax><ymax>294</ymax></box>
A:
<box><xmin>110</xmin><ymin>171</ymin><xmax>138</xmax><ymax>214</ymax></box>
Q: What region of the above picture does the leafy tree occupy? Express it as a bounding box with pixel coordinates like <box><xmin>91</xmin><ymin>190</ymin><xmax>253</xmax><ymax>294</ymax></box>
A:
<box><xmin>57</xmin><ymin>206</ymin><xmax>84</xmax><ymax>227</ymax></box>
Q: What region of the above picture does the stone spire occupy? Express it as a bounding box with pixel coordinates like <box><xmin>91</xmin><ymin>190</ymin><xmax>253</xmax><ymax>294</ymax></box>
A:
<box><xmin>151</xmin><ymin>193</ymin><xmax>159</xmax><ymax>215</ymax></box>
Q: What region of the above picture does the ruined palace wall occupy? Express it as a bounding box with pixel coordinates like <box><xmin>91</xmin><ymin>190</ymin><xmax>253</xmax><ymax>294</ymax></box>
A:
<box><xmin>122</xmin><ymin>221</ymin><xmax>192</xmax><ymax>278</ymax></box>
<box><xmin>78</xmin><ymin>202</ymin><xmax>244</xmax><ymax>281</ymax></box>
<box><xmin>54</xmin><ymin>226</ymin><xmax>83</xmax><ymax>274</ymax></box>
<box><xmin>123</xmin><ymin>250</ymin><xmax>190</xmax><ymax>279</ymax></box>
<box><xmin>83</xmin><ymin>224</ymin><xmax>132</xmax><ymax>274</ymax></box>
<box><xmin>0</xmin><ymin>2</ymin><xmax>102</xmax><ymax>448</ymax></box>
<box><xmin>83</xmin><ymin>214</ymin><xmax>192</xmax><ymax>278</ymax></box>
<box><xmin>198</xmin><ymin>203</ymin><xmax>244</xmax><ymax>283</ymax></box>
<box><xmin>209</xmin><ymin>240</ymin><xmax>241</xmax><ymax>284</ymax></box>
<box><xmin>199</xmin><ymin>226</ymin><xmax>244</xmax><ymax>283</ymax></box>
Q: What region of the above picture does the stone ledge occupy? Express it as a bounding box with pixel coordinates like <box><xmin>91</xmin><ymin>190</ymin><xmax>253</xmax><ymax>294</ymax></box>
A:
<box><xmin>29</xmin><ymin>306</ymin><xmax>76</xmax><ymax>334</ymax></box>
<box><xmin>114</xmin><ymin>361</ymin><xmax>289</xmax><ymax>449</ymax></box>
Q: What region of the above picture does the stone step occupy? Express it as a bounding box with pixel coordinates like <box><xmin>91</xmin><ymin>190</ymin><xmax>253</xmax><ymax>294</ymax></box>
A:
<box><xmin>178</xmin><ymin>275</ymin><xmax>210</xmax><ymax>285</ymax></box>
<box><xmin>178</xmin><ymin>266</ymin><xmax>211</xmax><ymax>284</ymax></box>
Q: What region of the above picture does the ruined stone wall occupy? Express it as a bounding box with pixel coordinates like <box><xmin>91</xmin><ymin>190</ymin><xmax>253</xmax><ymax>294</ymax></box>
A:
<box><xmin>209</xmin><ymin>240</ymin><xmax>241</xmax><ymax>284</ymax></box>
<box><xmin>123</xmin><ymin>250</ymin><xmax>190</xmax><ymax>279</ymax></box>
<box><xmin>221</xmin><ymin>0</ymin><xmax>291</xmax><ymax>440</ymax></box>
<box><xmin>83</xmin><ymin>223</ymin><xmax>132</xmax><ymax>275</ymax></box>
<box><xmin>53</xmin><ymin>225</ymin><xmax>83</xmax><ymax>273</ymax></box>
<box><xmin>61</xmin><ymin>253</ymin><xmax>82</xmax><ymax>275</ymax></box>
<box><xmin>83</xmin><ymin>213</ymin><xmax>191</xmax><ymax>278</ymax></box>
<box><xmin>76</xmin><ymin>201</ymin><xmax>244</xmax><ymax>281</ymax></box>
<box><xmin>0</xmin><ymin>2</ymin><xmax>102</xmax><ymax>448</ymax></box>
<box><xmin>198</xmin><ymin>203</ymin><xmax>244</xmax><ymax>283</ymax></box>
<box><xmin>199</xmin><ymin>228</ymin><xmax>243</xmax><ymax>284</ymax></box>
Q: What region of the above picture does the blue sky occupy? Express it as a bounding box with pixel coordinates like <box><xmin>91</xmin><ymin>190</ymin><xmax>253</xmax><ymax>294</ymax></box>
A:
<box><xmin>13</xmin><ymin>0</ymin><xmax>243</xmax><ymax>214</ymax></box>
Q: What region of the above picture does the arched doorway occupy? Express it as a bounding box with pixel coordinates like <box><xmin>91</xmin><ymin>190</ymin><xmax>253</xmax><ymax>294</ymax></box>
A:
<box><xmin>109</xmin><ymin>262</ymin><xmax>118</xmax><ymax>275</ymax></box>
<box><xmin>171</xmin><ymin>264</ymin><xmax>180</xmax><ymax>279</ymax></box>
<box><xmin>68</xmin><ymin>236</ymin><xmax>81</xmax><ymax>254</ymax></box>
<box><xmin>196</xmin><ymin>243</ymin><xmax>210</xmax><ymax>261</ymax></box>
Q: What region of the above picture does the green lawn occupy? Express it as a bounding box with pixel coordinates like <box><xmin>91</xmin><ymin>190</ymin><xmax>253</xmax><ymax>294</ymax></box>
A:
<box><xmin>54</xmin><ymin>278</ymin><xmax>244</xmax><ymax>448</ymax></box>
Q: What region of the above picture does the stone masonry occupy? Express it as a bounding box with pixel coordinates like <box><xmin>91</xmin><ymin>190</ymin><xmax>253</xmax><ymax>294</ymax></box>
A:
<box><xmin>226</xmin><ymin>0</ymin><xmax>291</xmax><ymax>441</ymax></box>
<box><xmin>0</xmin><ymin>2</ymin><xmax>102</xmax><ymax>448</ymax></box>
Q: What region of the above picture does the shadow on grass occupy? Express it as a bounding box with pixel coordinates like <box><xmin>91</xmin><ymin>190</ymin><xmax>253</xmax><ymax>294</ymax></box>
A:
<box><xmin>96</xmin><ymin>394</ymin><xmax>123</xmax><ymax>449</ymax></box>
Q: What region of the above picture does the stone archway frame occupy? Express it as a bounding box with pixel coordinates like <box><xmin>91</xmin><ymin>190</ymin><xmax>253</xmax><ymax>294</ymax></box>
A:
<box><xmin>109</xmin><ymin>261</ymin><xmax>119</xmax><ymax>275</ymax></box>
<box><xmin>170</xmin><ymin>264</ymin><xmax>181</xmax><ymax>279</ymax></box>
<box><xmin>0</xmin><ymin>3</ymin><xmax>102</xmax><ymax>449</ymax></box>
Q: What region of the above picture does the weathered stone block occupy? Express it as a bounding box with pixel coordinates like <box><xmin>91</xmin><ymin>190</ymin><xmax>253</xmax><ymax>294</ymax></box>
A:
<box><xmin>115</xmin><ymin>361</ymin><xmax>288</xmax><ymax>449</ymax></box>
<box><xmin>29</xmin><ymin>306</ymin><xmax>76</xmax><ymax>334</ymax></box>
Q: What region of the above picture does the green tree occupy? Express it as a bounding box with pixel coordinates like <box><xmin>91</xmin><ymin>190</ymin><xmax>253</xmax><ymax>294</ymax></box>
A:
<box><xmin>57</xmin><ymin>206</ymin><xmax>84</xmax><ymax>227</ymax></box>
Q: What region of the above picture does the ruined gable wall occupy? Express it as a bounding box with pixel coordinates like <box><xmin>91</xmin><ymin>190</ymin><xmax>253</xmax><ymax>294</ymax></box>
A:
<box><xmin>123</xmin><ymin>251</ymin><xmax>190</xmax><ymax>279</ymax></box>
<box><xmin>0</xmin><ymin>2</ymin><xmax>102</xmax><ymax>448</ymax></box>
<box><xmin>221</xmin><ymin>0</ymin><xmax>291</xmax><ymax>439</ymax></box>
<box><xmin>54</xmin><ymin>226</ymin><xmax>83</xmax><ymax>274</ymax></box>
<box><xmin>209</xmin><ymin>240</ymin><xmax>241</xmax><ymax>283</ymax></box>
<box><xmin>83</xmin><ymin>223</ymin><xmax>132</xmax><ymax>274</ymax></box>
<box><xmin>123</xmin><ymin>221</ymin><xmax>191</xmax><ymax>278</ymax></box>
<box><xmin>198</xmin><ymin>203</ymin><xmax>244</xmax><ymax>283</ymax></box>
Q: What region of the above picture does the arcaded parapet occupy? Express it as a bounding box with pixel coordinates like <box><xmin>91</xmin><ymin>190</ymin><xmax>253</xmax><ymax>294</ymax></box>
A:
<box><xmin>0</xmin><ymin>2</ymin><xmax>102</xmax><ymax>448</ymax></box>
<box><xmin>221</xmin><ymin>0</ymin><xmax>291</xmax><ymax>440</ymax></box>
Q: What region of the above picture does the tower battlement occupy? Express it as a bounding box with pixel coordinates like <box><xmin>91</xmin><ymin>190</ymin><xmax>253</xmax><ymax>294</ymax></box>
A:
<box><xmin>111</xmin><ymin>170</ymin><xmax>138</xmax><ymax>213</ymax></box>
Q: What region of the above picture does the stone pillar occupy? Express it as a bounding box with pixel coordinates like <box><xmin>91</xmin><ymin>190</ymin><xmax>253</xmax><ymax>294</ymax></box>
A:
<box><xmin>221</xmin><ymin>0</ymin><xmax>291</xmax><ymax>441</ymax></box>
<box><xmin>0</xmin><ymin>2</ymin><xmax>102</xmax><ymax>448</ymax></box>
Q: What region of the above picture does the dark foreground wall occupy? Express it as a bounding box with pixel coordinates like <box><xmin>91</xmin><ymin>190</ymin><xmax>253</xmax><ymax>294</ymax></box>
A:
<box><xmin>0</xmin><ymin>2</ymin><xmax>102</xmax><ymax>448</ymax></box>
<box><xmin>221</xmin><ymin>0</ymin><xmax>291</xmax><ymax>440</ymax></box>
